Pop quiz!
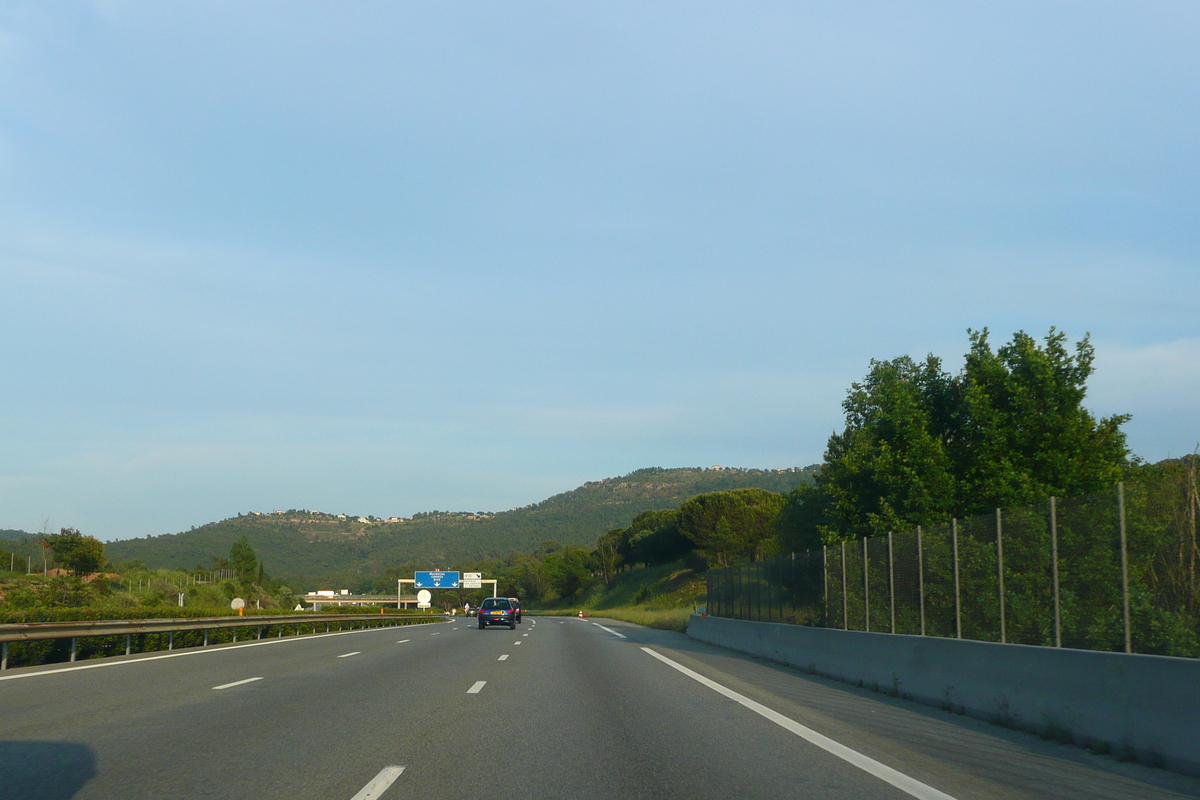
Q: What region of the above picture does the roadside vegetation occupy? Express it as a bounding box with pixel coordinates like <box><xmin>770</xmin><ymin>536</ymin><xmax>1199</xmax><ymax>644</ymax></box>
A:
<box><xmin>5</xmin><ymin>328</ymin><xmax>1194</xmax><ymax>649</ymax></box>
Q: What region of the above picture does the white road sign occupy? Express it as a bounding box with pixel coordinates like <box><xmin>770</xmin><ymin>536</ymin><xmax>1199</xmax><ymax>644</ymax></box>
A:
<box><xmin>463</xmin><ymin>579</ymin><xmax>482</xmax><ymax>588</ymax></box>
<box><xmin>416</xmin><ymin>589</ymin><xmax>432</xmax><ymax>604</ymax></box>
<box><xmin>464</xmin><ymin>572</ymin><xmax>482</xmax><ymax>580</ymax></box>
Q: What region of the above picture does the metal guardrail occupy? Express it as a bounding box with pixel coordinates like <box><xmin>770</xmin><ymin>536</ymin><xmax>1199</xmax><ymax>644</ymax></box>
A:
<box><xmin>0</xmin><ymin>613</ymin><xmax>446</xmax><ymax>670</ymax></box>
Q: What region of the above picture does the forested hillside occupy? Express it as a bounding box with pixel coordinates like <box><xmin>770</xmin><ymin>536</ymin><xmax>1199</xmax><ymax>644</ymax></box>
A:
<box><xmin>101</xmin><ymin>467</ymin><xmax>814</xmax><ymax>588</ymax></box>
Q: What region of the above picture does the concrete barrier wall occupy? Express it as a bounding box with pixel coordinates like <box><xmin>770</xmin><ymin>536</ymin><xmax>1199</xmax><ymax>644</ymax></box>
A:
<box><xmin>687</xmin><ymin>614</ymin><xmax>1200</xmax><ymax>776</ymax></box>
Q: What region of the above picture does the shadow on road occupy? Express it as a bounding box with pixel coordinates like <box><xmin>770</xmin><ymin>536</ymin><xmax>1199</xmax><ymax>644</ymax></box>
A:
<box><xmin>0</xmin><ymin>740</ymin><xmax>97</xmax><ymax>799</ymax></box>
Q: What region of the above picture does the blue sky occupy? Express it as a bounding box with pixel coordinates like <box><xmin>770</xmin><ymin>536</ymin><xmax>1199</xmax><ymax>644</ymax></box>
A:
<box><xmin>1</xmin><ymin>2</ymin><xmax>1197</xmax><ymax>540</ymax></box>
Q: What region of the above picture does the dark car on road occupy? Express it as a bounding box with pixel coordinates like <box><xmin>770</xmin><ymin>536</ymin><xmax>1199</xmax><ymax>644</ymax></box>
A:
<box><xmin>508</xmin><ymin>597</ymin><xmax>522</xmax><ymax>623</ymax></box>
<box><xmin>477</xmin><ymin>597</ymin><xmax>517</xmax><ymax>629</ymax></box>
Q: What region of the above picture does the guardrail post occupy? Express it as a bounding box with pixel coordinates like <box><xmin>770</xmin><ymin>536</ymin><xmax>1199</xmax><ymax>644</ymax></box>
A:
<box><xmin>1050</xmin><ymin>498</ymin><xmax>1061</xmax><ymax>647</ymax></box>
<box><xmin>203</xmin><ymin>629</ymin><xmax>208</xmax><ymax>647</ymax></box>
<box><xmin>70</xmin><ymin>638</ymin><xmax>77</xmax><ymax>662</ymax></box>
<box><xmin>169</xmin><ymin>632</ymin><xmax>174</xmax><ymax>651</ymax></box>
<box><xmin>326</xmin><ymin>622</ymin><xmax>330</xmax><ymax>633</ymax></box>
<box><xmin>125</xmin><ymin>634</ymin><xmax>131</xmax><ymax>656</ymax></box>
<box><xmin>2</xmin><ymin>641</ymin><xmax>7</xmax><ymax>670</ymax></box>
<box><xmin>258</xmin><ymin>626</ymin><xmax>263</xmax><ymax>640</ymax></box>
<box><xmin>232</xmin><ymin>628</ymin><xmax>237</xmax><ymax>643</ymax></box>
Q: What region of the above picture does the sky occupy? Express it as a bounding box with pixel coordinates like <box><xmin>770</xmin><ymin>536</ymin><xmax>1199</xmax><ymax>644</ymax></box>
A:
<box><xmin>1</xmin><ymin>2</ymin><xmax>1198</xmax><ymax>541</ymax></box>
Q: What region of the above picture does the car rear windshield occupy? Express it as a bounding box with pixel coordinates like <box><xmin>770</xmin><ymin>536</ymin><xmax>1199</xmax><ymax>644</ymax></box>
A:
<box><xmin>482</xmin><ymin>599</ymin><xmax>510</xmax><ymax>609</ymax></box>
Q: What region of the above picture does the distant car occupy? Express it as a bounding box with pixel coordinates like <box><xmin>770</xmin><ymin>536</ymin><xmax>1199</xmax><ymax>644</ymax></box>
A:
<box><xmin>508</xmin><ymin>597</ymin><xmax>522</xmax><ymax>623</ymax></box>
<box><xmin>477</xmin><ymin>597</ymin><xmax>517</xmax><ymax>630</ymax></box>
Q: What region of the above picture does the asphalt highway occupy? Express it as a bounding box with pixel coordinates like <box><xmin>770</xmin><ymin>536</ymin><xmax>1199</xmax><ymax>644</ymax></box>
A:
<box><xmin>3</xmin><ymin>616</ymin><xmax>1200</xmax><ymax>800</ymax></box>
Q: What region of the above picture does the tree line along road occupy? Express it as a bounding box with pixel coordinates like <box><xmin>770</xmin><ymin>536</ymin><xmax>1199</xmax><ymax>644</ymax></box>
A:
<box><xmin>2</xmin><ymin>616</ymin><xmax>1199</xmax><ymax>800</ymax></box>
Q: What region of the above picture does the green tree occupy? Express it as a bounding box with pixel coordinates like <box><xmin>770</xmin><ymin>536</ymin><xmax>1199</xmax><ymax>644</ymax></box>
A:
<box><xmin>952</xmin><ymin>328</ymin><xmax>1129</xmax><ymax>511</ymax></box>
<box><xmin>47</xmin><ymin>527</ymin><xmax>105</xmax><ymax>576</ymax></box>
<box><xmin>678</xmin><ymin>489</ymin><xmax>786</xmax><ymax>567</ymax></box>
<box><xmin>594</xmin><ymin>530</ymin><xmax>624</xmax><ymax>585</ymax></box>
<box><xmin>780</xmin><ymin>329</ymin><xmax>1130</xmax><ymax>547</ymax></box>
<box><xmin>229</xmin><ymin>536</ymin><xmax>258</xmax><ymax>581</ymax></box>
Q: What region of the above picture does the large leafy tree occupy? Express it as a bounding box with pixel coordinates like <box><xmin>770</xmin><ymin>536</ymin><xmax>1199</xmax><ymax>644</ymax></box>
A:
<box><xmin>780</xmin><ymin>329</ymin><xmax>1130</xmax><ymax>548</ymax></box>
<box><xmin>48</xmin><ymin>527</ymin><xmax>106</xmax><ymax>576</ymax></box>
<box><xmin>678</xmin><ymin>488</ymin><xmax>786</xmax><ymax>567</ymax></box>
<box><xmin>229</xmin><ymin>536</ymin><xmax>259</xmax><ymax>581</ymax></box>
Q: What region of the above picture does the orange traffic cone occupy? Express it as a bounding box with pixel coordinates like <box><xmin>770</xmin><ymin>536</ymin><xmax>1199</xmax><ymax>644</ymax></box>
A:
<box><xmin>578</xmin><ymin>610</ymin><xmax>584</xmax><ymax>619</ymax></box>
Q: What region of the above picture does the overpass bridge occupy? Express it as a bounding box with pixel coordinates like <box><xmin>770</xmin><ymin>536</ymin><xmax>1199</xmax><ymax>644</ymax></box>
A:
<box><xmin>302</xmin><ymin>593</ymin><xmax>423</xmax><ymax>610</ymax></box>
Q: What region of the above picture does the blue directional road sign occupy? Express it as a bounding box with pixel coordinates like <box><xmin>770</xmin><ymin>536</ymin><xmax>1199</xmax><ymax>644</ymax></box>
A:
<box><xmin>414</xmin><ymin>570</ymin><xmax>460</xmax><ymax>589</ymax></box>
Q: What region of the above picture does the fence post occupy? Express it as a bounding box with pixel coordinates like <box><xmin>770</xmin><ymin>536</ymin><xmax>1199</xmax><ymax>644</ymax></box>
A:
<box><xmin>953</xmin><ymin>518</ymin><xmax>962</xmax><ymax>640</ymax></box>
<box><xmin>841</xmin><ymin>540</ymin><xmax>848</xmax><ymax>630</ymax></box>
<box><xmin>863</xmin><ymin>537</ymin><xmax>870</xmax><ymax>632</ymax></box>
<box><xmin>779</xmin><ymin>555</ymin><xmax>785</xmax><ymax>623</ymax></box>
<box><xmin>917</xmin><ymin>526</ymin><xmax>925</xmax><ymax>636</ymax></box>
<box><xmin>1119</xmin><ymin>482</ymin><xmax>1132</xmax><ymax>654</ymax></box>
<box><xmin>997</xmin><ymin>508</ymin><xmax>1006</xmax><ymax>644</ymax></box>
<box><xmin>822</xmin><ymin>545</ymin><xmax>828</xmax><ymax>627</ymax></box>
<box><xmin>888</xmin><ymin>531</ymin><xmax>896</xmax><ymax>634</ymax></box>
<box><xmin>1050</xmin><ymin>497</ymin><xmax>1061</xmax><ymax>647</ymax></box>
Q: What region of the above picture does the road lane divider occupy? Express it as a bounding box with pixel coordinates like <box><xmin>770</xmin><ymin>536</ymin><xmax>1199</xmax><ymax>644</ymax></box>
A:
<box><xmin>514</xmin><ymin>641</ymin><xmax>522</xmax><ymax>646</ymax></box>
<box><xmin>396</xmin><ymin>640</ymin><xmax>410</xmax><ymax>644</ymax></box>
<box><xmin>338</xmin><ymin>652</ymin><xmax>361</xmax><ymax>658</ymax></box>
<box><xmin>522</xmin><ymin>633</ymin><xmax>529</xmax><ymax>637</ymax></box>
<box><xmin>350</xmin><ymin>765</ymin><xmax>405</xmax><ymax>800</ymax></box>
<box><xmin>430</xmin><ymin>632</ymin><xmax>440</xmax><ymax>636</ymax></box>
<box><xmin>498</xmin><ymin>655</ymin><xmax>509</xmax><ymax>661</ymax></box>
<box><xmin>212</xmin><ymin>677</ymin><xmax>263</xmax><ymax>690</ymax></box>
<box><xmin>592</xmin><ymin>623</ymin><xmax>627</xmax><ymax>639</ymax></box>
<box><xmin>640</xmin><ymin>647</ymin><xmax>958</xmax><ymax>800</ymax></box>
<box><xmin>467</xmin><ymin>680</ymin><xmax>487</xmax><ymax>694</ymax></box>
<box><xmin>0</xmin><ymin>622</ymin><xmax>433</xmax><ymax>682</ymax></box>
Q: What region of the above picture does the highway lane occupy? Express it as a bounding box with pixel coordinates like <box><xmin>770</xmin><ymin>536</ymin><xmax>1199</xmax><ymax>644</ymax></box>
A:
<box><xmin>3</xmin><ymin>616</ymin><xmax>1200</xmax><ymax>799</ymax></box>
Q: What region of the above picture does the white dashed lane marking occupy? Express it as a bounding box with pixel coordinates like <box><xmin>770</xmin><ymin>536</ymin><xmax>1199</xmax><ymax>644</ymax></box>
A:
<box><xmin>212</xmin><ymin>677</ymin><xmax>262</xmax><ymax>690</ymax></box>
<box><xmin>592</xmin><ymin>623</ymin><xmax>627</xmax><ymax>639</ymax></box>
<box><xmin>396</xmin><ymin>639</ymin><xmax>410</xmax><ymax>644</ymax></box>
<box><xmin>338</xmin><ymin>652</ymin><xmax>361</xmax><ymax>658</ymax></box>
<box><xmin>498</xmin><ymin>654</ymin><xmax>509</xmax><ymax>661</ymax></box>
<box><xmin>350</xmin><ymin>765</ymin><xmax>405</xmax><ymax>800</ymax></box>
<box><xmin>514</xmin><ymin>641</ymin><xmax>522</xmax><ymax>646</ymax></box>
<box><xmin>467</xmin><ymin>681</ymin><xmax>487</xmax><ymax>694</ymax></box>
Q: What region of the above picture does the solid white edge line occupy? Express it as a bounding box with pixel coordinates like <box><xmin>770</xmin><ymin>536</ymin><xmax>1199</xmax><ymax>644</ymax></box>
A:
<box><xmin>350</xmin><ymin>765</ymin><xmax>405</xmax><ymax>800</ymax></box>
<box><xmin>338</xmin><ymin>651</ymin><xmax>361</xmax><ymax>658</ymax></box>
<box><xmin>592</xmin><ymin>622</ymin><xmax>628</xmax><ymax>639</ymax></box>
<box><xmin>212</xmin><ymin>676</ymin><xmax>263</xmax><ymax>690</ymax></box>
<box><xmin>639</xmin><ymin>647</ymin><xmax>958</xmax><ymax>800</ymax></box>
<box><xmin>467</xmin><ymin>680</ymin><xmax>487</xmax><ymax>694</ymax></box>
<box><xmin>0</xmin><ymin>624</ymin><xmax>425</xmax><ymax>682</ymax></box>
<box><xmin>498</xmin><ymin>654</ymin><xmax>509</xmax><ymax>661</ymax></box>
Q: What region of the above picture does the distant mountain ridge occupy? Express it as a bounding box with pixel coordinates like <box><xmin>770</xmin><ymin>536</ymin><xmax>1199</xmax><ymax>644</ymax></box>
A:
<box><xmin>103</xmin><ymin>466</ymin><xmax>816</xmax><ymax>588</ymax></box>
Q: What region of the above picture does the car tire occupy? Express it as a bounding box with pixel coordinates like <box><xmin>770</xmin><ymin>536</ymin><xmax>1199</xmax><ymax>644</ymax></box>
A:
<box><xmin>509</xmin><ymin>620</ymin><xmax>516</xmax><ymax>630</ymax></box>
<box><xmin>478</xmin><ymin>621</ymin><xmax>485</xmax><ymax>630</ymax></box>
